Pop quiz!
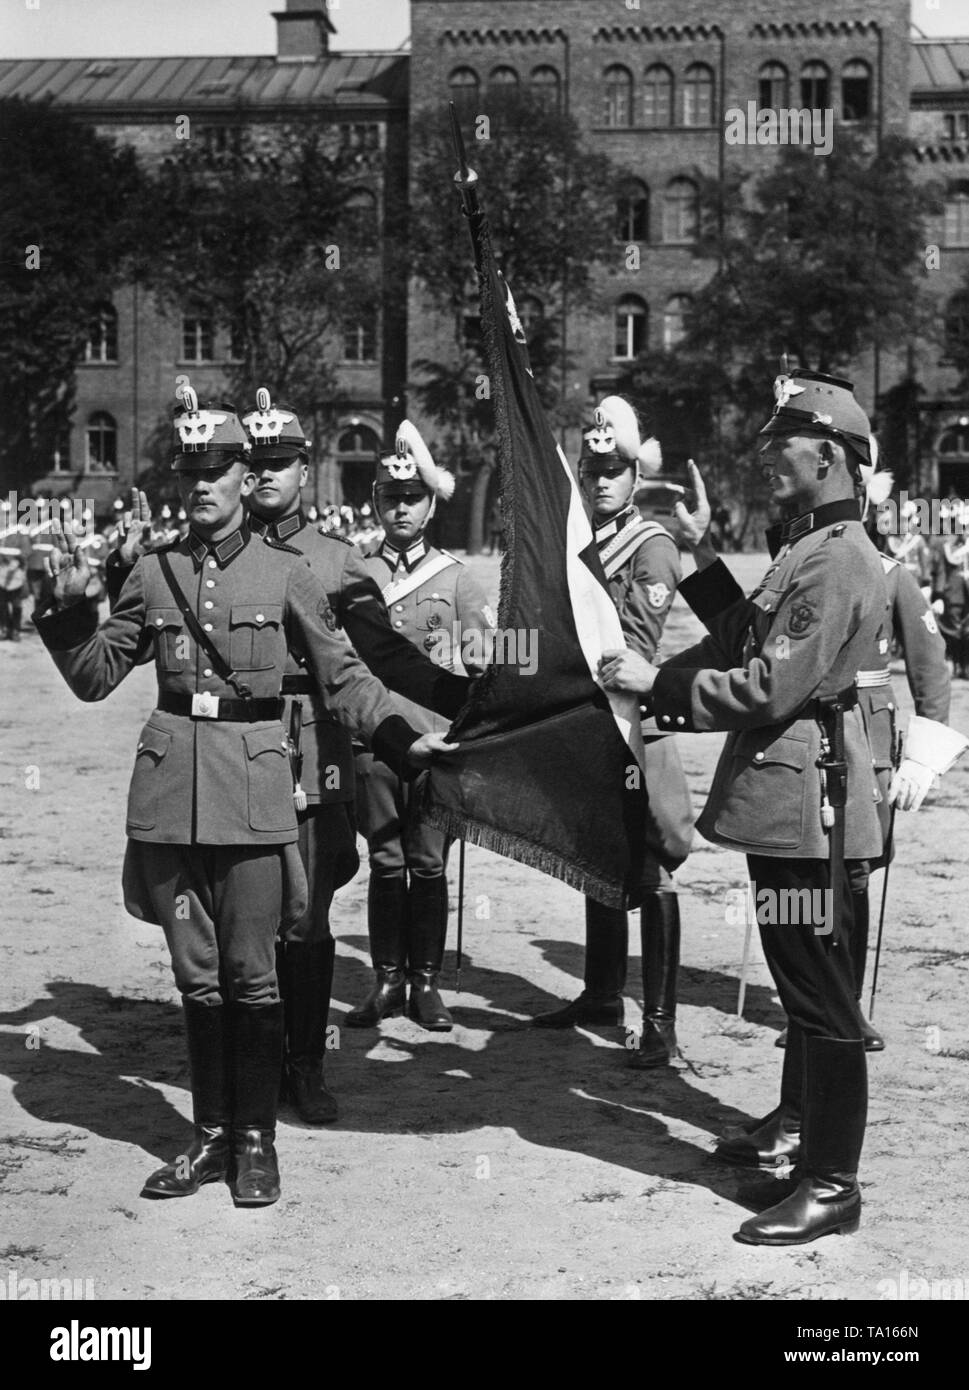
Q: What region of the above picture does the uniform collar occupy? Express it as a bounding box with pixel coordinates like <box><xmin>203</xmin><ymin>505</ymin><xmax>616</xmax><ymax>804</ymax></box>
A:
<box><xmin>380</xmin><ymin>537</ymin><xmax>427</xmax><ymax>572</ymax></box>
<box><xmin>187</xmin><ymin>523</ymin><xmax>250</xmax><ymax>570</ymax></box>
<box><xmin>248</xmin><ymin>508</ymin><xmax>305</xmax><ymax>543</ymax></box>
<box><xmin>765</xmin><ymin>498</ymin><xmax>861</xmax><ymax>559</ymax></box>
<box><xmin>593</xmin><ymin>505</ymin><xmax>637</xmax><ymax>545</ymax></box>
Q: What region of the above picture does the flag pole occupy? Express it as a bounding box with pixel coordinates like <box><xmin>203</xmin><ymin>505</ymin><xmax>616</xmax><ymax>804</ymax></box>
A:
<box><xmin>449</xmin><ymin>101</ymin><xmax>484</xmax><ymax>269</ymax></box>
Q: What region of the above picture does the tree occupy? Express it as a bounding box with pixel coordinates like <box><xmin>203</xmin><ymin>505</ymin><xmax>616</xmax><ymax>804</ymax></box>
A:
<box><xmin>621</xmin><ymin>132</ymin><xmax>941</xmax><ymax>541</ymax></box>
<box><xmin>407</xmin><ymin>91</ymin><xmax>622</xmax><ymax>550</ymax></box>
<box><xmin>0</xmin><ymin>98</ymin><xmax>143</xmax><ymax>492</ymax></box>
<box><xmin>135</xmin><ymin>124</ymin><xmax>389</xmax><ymax>475</ymax></box>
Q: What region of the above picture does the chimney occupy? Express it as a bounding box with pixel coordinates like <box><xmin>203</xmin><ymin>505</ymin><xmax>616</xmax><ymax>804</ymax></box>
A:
<box><xmin>273</xmin><ymin>0</ymin><xmax>335</xmax><ymax>62</ymax></box>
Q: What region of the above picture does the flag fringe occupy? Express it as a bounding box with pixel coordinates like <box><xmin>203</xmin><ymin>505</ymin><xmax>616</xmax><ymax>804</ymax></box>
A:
<box><xmin>423</xmin><ymin>803</ymin><xmax>629</xmax><ymax>911</ymax></box>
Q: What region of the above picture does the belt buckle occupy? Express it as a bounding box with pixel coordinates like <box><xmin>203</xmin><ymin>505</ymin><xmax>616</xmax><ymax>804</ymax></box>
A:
<box><xmin>191</xmin><ymin>692</ymin><xmax>220</xmax><ymax>719</ymax></box>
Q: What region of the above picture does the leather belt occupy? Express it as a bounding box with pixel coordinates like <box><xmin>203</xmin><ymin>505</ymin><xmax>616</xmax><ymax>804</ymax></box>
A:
<box><xmin>281</xmin><ymin>674</ymin><xmax>315</xmax><ymax>695</ymax></box>
<box><xmin>855</xmin><ymin>668</ymin><xmax>891</xmax><ymax>689</ymax></box>
<box><xmin>158</xmin><ymin>693</ymin><xmax>284</xmax><ymax>721</ymax></box>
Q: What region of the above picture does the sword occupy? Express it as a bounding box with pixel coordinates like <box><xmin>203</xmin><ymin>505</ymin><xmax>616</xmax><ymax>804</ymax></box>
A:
<box><xmin>870</xmin><ymin>728</ymin><xmax>902</xmax><ymax>1019</ymax></box>
<box><xmin>456</xmin><ymin>838</ymin><xmax>466</xmax><ymax>993</ymax></box>
<box><xmin>817</xmin><ymin>697</ymin><xmax>848</xmax><ymax>945</ymax></box>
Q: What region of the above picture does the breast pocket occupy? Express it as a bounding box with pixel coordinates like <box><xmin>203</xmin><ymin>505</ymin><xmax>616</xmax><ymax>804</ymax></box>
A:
<box><xmin>146</xmin><ymin>607</ymin><xmax>187</xmax><ymax>674</ymax></box>
<box><xmin>416</xmin><ymin>590</ymin><xmax>453</xmax><ymax>661</ymax></box>
<box><xmin>717</xmin><ymin>729</ymin><xmax>812</xmax><ymax>850</ymax></box>
<box><xmin>127</xmin><ymin>723</ymin><xmax>172</xmax><ymax>831</ymax></box>
<box><xmin>243</xmin><ymin>725</ymin><xmax>296</xmax><ymax>833</ymax></box>
<box><xmin>228</xmin><ymin>604</ymin><xmax>283</xmax><ymax>672</ymax></box>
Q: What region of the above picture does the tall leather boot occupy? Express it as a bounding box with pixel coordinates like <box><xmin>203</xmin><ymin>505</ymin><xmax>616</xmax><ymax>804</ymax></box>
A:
<box><xmin>850</xmin><ymin>889</ymin><xmax>885</xmax><ymax>1051</ymax></box>
<box><xmin>346</xmin><ymin>874</ymin><xmax>408</xmax><ymax>1027</ymax></box>
<box><xmin>142</xmin><ymin>999</ymin><xmax>231</xmax><ymax>1198</ymax></box>
<box><xmin>229</xmin><ymin>1002</ymin><xmax>284</xmax><ymax>1207</ymax></box>
<box><xmin>406</xmin><ymin>874</ymin><xmax>453</xmax><ymax>1032</ymax></box>
<box><xmin>629</xmin><ymin>892</ymin><xmax>680</xmax><ymax>1067</ymax></box>
<box><xmin>279</xmin><ymin>940</ymin><xmax>338</xmax><ymax>1125</ymax></box>
<box><xmin>717</xmin><ymin>1020</ymin><xmax>803</xmax><ymax>1169</ymax></box>
<box><xmin>533</xmin><ymin>900</ymin><xmax>628</xmax><ymax>1028</ymax></box>
<box><xmin>736</xmin><ymin>1034</ymin><xmax>866</xmax><ymax>1244</ymax></box>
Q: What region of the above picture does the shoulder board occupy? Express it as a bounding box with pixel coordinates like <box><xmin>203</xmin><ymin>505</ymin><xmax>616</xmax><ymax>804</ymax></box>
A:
<box><xmin>437</xmin><ymin>548</ymin><xmax>464</xmax><ymax>566</ymax></box>
<box><xmin>827</xmin><ymin>523</ymin><xmax>848</xmax><ymax>539</ymax></box>
<box><xmin>327</xmin><ymin>533</ymin><xmax>353</xmax><ymax>547</ymax></box>
<box><xmin>880</xmin><ymin>554</ymin><xmax>900</xmax><ymax>573</ymax></box>
<box><xmin>154</xmin><ymin>538</ymin><xmax>181</xmax><ymax>555</ymax></box>
<box><xmin>266</xmin><ymin>538</ymin><xmax>302</xmax><ymax>556</ymax></box>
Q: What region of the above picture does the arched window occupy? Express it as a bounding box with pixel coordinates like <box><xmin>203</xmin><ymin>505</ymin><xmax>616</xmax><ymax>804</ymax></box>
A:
<box><xmin>643</xmin><ymin>65</ymin><xmax>673</xmax><ymax>127</ymax></box>
<box><xmin>801</xmin><ymin>61</ymin><xmax>830</xmax><ymax>110</ymax></box>
<box><xmin>617</xmin><ymin>179</ymin><xmax>649</xmax><ymax>241</ymax></box>
<box><xmin>530</xmin><ymin>65</ymin><xmax>560</xmax><ymax>109</ymax></box>
<box><xmin>662</xmin><ymin>178</ymin><xmax>699</xmax><ymax>244</ymax></box>
<box><xmin>842</xmin><ymin>60</ymin><xmax>872</xmax><ymax>121</ymax></box>
<box><xmin>337</xmin><ymin>424</ymin><xmax>381</xmax><ymax>508</ymax></box>
<box><xmin>85</xmin><ymin>303</ymin><xmax>118</xmax><ymax>364</ymax></box>
<box><xmin>181</xmin><ymin>313</ymin><xmax>214</xmax><ymax>363</ymax></box>
<box><xmin>488</xmin><ymin>65</ymin><xmax>519</xmax><ymax>92</ymax></box>
<box><xmin>682</xmin><ymin>64</ymin><xmax>715</xmax><ymax>127</ymax></box>
<box><xmin>614</xmin><ymin>295</ymin><xmax>648</xmax><ymax>360</ymax></box>
<box><xmin>448</xmin><ymin>67</ymin><xmax>479</xmax><ymax>113</ymax></box>
<box><xmin>344</xmin><ymin>187</ymin><xmax>379</xmax><ymax>249</ymax></box>
<box><xmin>759</xmin><ymin>61</ymin><xmax>789</xmax><ymax>112</ymax></box>
<box><xmin>943</xmin><ymin>181</ymin><xmax>969</xmax><ymax>248</ymax></box>
<box><xmin>343</xmin><ymin>309</ymin><xmax>378</xmax><ymax>363</ymax></box>
<box><xmin>663</xmin><ymin>295</ymin><xmax>692</xmax><ymax>350</ymax></box>
<box><xmin>517</xmin><ymin>294</ymin><xmax>544</xmax><ymax>337</ymax></box>
<box><xmin>86</xmin><ymin>412</ymin><xmax>117</xmax><ymax>472</ymax></box>
<box><xmin>939</xmin><ymin>426</ymin><xmax>969</xmax><ymax>456</ymax></box>
<box><xmin>944</xmin><ymin>291</ymin><xmax>969</xmax><ymax>358</ymax></box>
<box><xmin>604</xmin><ymin>65</ymin><xmax>633</xmax><ymax>127</ymax></box>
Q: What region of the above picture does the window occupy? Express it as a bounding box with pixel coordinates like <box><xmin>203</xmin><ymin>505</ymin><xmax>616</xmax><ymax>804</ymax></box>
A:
<box><xmin>343</xmin><ymin>310</ymin><xmax>377</xmax><ymax>363</ymax></box>
<box><xmin>181</xmin><ymin>315</ymin><xmax>214</xmax><ymax>363</ymax></box>
<box><xmin>339</xmin><ymin>123</ymin><xmax>380</xmax><ymax>152</ymax></box>
<box><xmin>944</xmin><ymin>183</ymin><xmax>969</xmax><ymax>248</ymax></box>
<box><xmin>662</xmin><ymin>178</ymin><xmax>699</xmax><ymax>244</ymax></box>
<box><xmin>449</xmin><ymin>67</ymin><xmax>480</xmax><ymax>114</ymax></box>
<box><xmin>200</xmin><ymin>125</ymin><xmax>240</xmax><ymax>156</ymax></box>
<box><xmin>617</xmin><ymin>179</ymin><xmax>649</xmax><ymax>241</ymax></box>
<box><xmin>663</xmin><ymin>295</ymin><xmax>691</xmax><ymax>350</ymax></box>
<box><xmin>604</xmin><ymin>65</ymin><xmax>633</xmax><ymax>128</ymax></box>
<box><xmin>338</xmin><ymin>424</ymin><xmax>381</xmax><ymax>507</ymax></box>
<box><xmin>944</xmin><ymin>114</ymin><xmax>956</xmax><ymax>140</ymax></box>
<box><xmin>643</xmin><ymin>65</ymin><xmax>673</xmax><ymax>127</ymax></box>
<box><xmin>86</xmin><ymin>412</ymin><xmax>117</xmax><ymax>473</ymax></box>
<box><xmin>614</xmin><ymin>295</ymin><xmax>648</xmax><ymax>360</ymax></box>
<box><xmin>682</xmin><ymin>64</ymin><xmax>715</xmax><ymax>127</ymax></box>
<box><xmin>801</xmin><ymin>61</ymin><xmax>830</xmax><ymax>110</ymax></box>
<box><xmin>842</xmin><ymin>60</ymin><xmax>871</xmax><ymax>121</ymax></box>
<box><xmin>962</xmin><ymin>114</ymin><xmax>969</xmax><ymax>139</ymax></box>
<box><xmin>229</xmin><ymin>318</ymin><xmax>246</xmax><ymax>363</ymax></box>
<box><xmin>939</xmin><ymin>427</ymin><xmax>969</xmax><ymax>456</ymax></box>
<box><xmin>84</xmin><ymin>303</ymin><xmax>118</xmax><ymax>363</ymax></box>
<box><xmin>531</xmin><ymin>65</ymin><xmax>561</xmax><ymax>109</ymax></box>
<box><xmin>944</xmin><ymin>292</ymin><xmax>969</xmax><ymax>358</ymax></box>
<box><xmin>488</xmin><ymin>66</ymin><xmax>519</xmax><ymax>93</ymax></box>
<box><xmin>759</xmin><ymin>62</ymin><xmax>789</xmax><ymax>112</ymax></box>
<box><xmin>344</xmin><ymin>187</ymin><xmax>378</xmax><ymax>249</ymax></box>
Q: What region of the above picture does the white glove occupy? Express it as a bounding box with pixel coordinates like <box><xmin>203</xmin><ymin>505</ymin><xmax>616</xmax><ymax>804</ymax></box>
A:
<box><xmin>931</xmin><ymin>598</ymin><xmax>944</xmax><ymax>615</ymax></box>
<box><xmin>888</xmin><ymin>759</ymin><xmax>936</xmax><ymax>812</ymax></box>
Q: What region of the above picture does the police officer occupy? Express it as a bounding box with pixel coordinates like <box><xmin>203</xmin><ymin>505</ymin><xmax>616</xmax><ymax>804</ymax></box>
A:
<box><xmin>241</xmin><ymin>391</ymin><xmax>471</xmax><ymax>1120</ymax></box>
<box><xmin>346</xmin><ymin>421</ymin><xmax>494</xmax><ymax>1032</ymax></box>
<box><xmin>532</xmin><ymin>396</ymin><xmax>694</xmax><ymax>1067</ymax></box>
<box><xmin>36</xmin><ymin>392</ymin><xmax>453</xmax><ymax>1207</ymax></box>
<box><xmin>601</xmin><ymin>370</ymin><xmax>888</xmax><ymax>1245</ymax></box>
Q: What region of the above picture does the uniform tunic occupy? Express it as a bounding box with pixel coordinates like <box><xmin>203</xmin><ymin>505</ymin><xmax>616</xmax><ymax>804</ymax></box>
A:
<box><xmin>354</xmin><ymin>537</ymin><xmax>494</xmax><ymax>876</ymax></box>
<box><xmin>36</xmin><ymin>524</ymin><xmax>422</xmax><ymax>1004</ymax></box>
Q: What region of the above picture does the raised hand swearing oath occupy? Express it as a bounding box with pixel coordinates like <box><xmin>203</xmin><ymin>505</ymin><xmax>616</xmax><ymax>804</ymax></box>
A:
<box><xmin>45</xmin><ymin>524</ymin><xmax>92</xmax><ymax>609</ymax></box>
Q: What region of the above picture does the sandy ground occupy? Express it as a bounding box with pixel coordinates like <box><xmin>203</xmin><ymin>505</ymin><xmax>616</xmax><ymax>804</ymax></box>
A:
<box><xmin>1</xmin><ymin>550</ymin><xmax>968</xmax><ymax>1303</ymax></box>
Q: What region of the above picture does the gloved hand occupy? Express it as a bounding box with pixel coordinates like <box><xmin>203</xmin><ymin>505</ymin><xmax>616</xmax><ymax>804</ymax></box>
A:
<box><xmin>888</xmin><ymin>758</ymin><xmax>936</xmax><ymax>811</ymax></box>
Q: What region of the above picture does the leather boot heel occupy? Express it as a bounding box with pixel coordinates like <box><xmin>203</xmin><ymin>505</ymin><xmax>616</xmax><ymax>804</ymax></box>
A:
<box><xmin>231</xmin><ymin>1128</ymin><xmax>280</xmax><ymax>1207</ymax></box>
<box><xmin>141</xmin><ymin>1126</ymin><xmax>231</xmax><ymax>1198</ymax></box>
<box><xmin>346</xmin><ymin>969</ymin><xmax>406</xmax><ymax>1027</ymax></box>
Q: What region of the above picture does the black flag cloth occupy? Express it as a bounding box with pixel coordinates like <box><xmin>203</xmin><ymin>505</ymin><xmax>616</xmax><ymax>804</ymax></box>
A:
<box><xmin>420</xmin><ymin>215</ymin><xmax>674</xmax><ymax>908</ymax></box>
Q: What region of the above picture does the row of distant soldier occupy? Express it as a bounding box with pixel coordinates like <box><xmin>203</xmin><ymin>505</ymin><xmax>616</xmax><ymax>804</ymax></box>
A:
<box><xmin>880</xmin><ymin>500</ymin><xmax>969</xmax><ymax>680</ymax></box>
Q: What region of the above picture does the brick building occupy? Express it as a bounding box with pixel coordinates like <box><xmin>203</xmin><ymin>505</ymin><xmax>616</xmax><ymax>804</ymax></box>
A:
<box><xmin>2</xmin><ymin>0</ymin><xmax>969</xmax><ymax>518</ymax></box>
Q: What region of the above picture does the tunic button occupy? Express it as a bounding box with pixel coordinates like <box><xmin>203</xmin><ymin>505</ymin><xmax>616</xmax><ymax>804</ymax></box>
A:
<box><xmin>137</xmin><ymin>741</ymin><xmax>144</xmax><ymax>750</ymax></box>
<box><xmin>204</xmin><ymin>601</ymin><xmax>213</xmax><ymax>610</ymax></box>
<box><xmin>660</xmin><ymin>715</ymin><xmax>670</xmax><ymax>724</ymax></box>
<box><xmin>203</xmin><ymin>623</ymin><xmax>213</xmax><ymax>632</ymax></box>
<box><xmin>887</xmin><ymin>703</ymin><xmax>894</xmax><ymax>711</ymax></box>
<box><xmin>676</xmin><ymin>716</ymin><xmax>685</xmax><ymax>726</ymax></box>
<box><xmin>155</xmin><ymin>617</ymin><xmax>164</xmax><ymax>627</ymax></box>
<box><xmin>206</xmin><ymin>580</ymin><xmax>215</xmax><ymax>589</ymax></box>
<box><xmin>203</xmin><ymin>668</ymin><xmax>213</xmax><ymax>678</ymax></box>
<box><xmin>256</xmin><ymin>613</ymin><xmax>265</xmax><ymax>622</ymax></box>
<box><xmin>754</xmin><ymin>751</ymin><xmax>765</xmax><ymax>761</ymax></box>
<box><xmin>395</xmin><ymin>620</ymin><xmax>403</xmax><ymax>628</ymax></box>
<box><xmin>395</xmin><ymin>604</ymin><xmax>403</xmax><ymax>612</ymax></box>
<box><xmin>208</xmin><ymin>560</ymin><xmax>217</xmax><ymax>569</ymax></box>
<box><xmin>432</xmin><ymin>593</ymin><xmax>439</xmax><ymax>599</ymax></box>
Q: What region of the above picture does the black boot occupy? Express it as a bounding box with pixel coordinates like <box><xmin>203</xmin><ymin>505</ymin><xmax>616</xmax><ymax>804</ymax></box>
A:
<box><xmin>850</xmin><ymin>889</ymin><xmax>885</xmax><ymax>1051</ymax></box>
<box><xmin>629</xmin><ymin>893</ymin><xmax>680</xmax><ymax>1068</ymax></box>
<box><xmin>279</xmin><ymin>940</ymin><xmax>338</xmax><ymax>1125</ymax></box>
<box><xmin>735</xmin><ymin>1035</ymin><xmax>866</xmax><ymax>1245</ymax></box>
<box><xmin>142</xmin><ymin>999</ymin><xmax>231</xmax><ymax>1198</ymax></box>
<box><xmin>406</xmin><ymin>874</ymin><xmax>452</xmax><ymax>1031</ymax></box>
<box><xmin>533</xmin><ymin>900</ymin><xmax>628</xmax><ymax>1028</ymax></box>
<box><xmin>717</xmin><ymin>1021</ymin><xmax>803</xmax><ymax>1169</ymax></box>
<box><xmin>346</xmin><ymin>874</ymin><xmax>408</xmax><ymax>1027</ymax></box>
<box><xmin>229</xmin><ymin>1002</ymin><xmax>284</xmax><ymax>1207</ymax></box>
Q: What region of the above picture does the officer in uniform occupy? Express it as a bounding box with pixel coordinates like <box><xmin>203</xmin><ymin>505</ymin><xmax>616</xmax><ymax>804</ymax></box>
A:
<box><xmin>884</xmin><ymin>499</ymin><xmax>932</xmax><ymax>592</ymax></box>
<box><xmin>346</xmin><ymin>421</ymin><xmax>495</xmax><ymax>1033</ymax></box>
<box><xmin>532</xmin><ymin>396</ymin><xmax>694</xmax><ymax>1067</ymax></box>
<box><xmin>36</xmin><ymin>392</ymin><xmax>453</xmax><ymax>1207</ymax></box>
<box><xmin>601</xmin><ymin>370</ymin><xmax>889</xmax><ymax>1245</ymax></box>
<box><xmin>931</xmin><ymin>516</ymin><xmax>969</xmax><ymax>679</ymax></box>
<box><xmin>241</xmin><ymin>391</ymin><xmax>471</xmax><ymax>1121</ymax></box>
